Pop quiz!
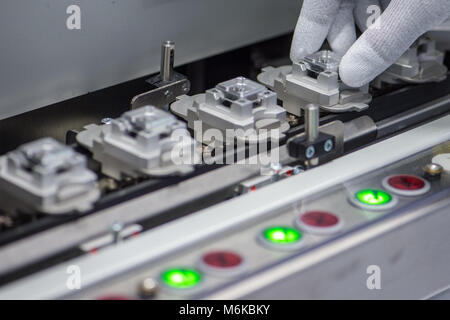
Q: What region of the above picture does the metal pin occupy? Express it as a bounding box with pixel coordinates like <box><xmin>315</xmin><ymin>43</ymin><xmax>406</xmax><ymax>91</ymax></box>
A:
<box><xmin>161</xmin><ymin>41</ymin><xmax>175</xmax><ymax>82</ymax></box>
<box><xmin>304</xmin><ymin>104</ymin><xmax>319</xmax><ymax>143</ymax></box>
<box><xmin>111</xmin><ymin>222</ymin><xmax>124</xmax><ymax>244</ymax></box>
<box><xmin>138</xmin><ymin>278</ymin><xmax>159</xmax><ymax>298</ymax></box>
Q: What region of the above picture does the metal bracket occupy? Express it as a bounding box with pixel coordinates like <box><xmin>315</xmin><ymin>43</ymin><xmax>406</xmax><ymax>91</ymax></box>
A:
<box><xmin>131</xmin><ymin>41</ymin><xmax>191</xmax><ymax>110</ymax></box>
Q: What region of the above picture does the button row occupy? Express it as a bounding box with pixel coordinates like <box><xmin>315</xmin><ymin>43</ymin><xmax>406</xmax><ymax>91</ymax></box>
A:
<box><xmin>349</xmin><ymin>174</ymin><xmax>430</xmax><ymax>211</ymax></box>
<box><xmin>159</xmin><ymin>174</ymin><xmax>431</xmax><ymax>291</ymax></box>
<box><xmin>160</xmin><ymin>210</ymin><xmax>342</xmax><ymax>290</ymax></box>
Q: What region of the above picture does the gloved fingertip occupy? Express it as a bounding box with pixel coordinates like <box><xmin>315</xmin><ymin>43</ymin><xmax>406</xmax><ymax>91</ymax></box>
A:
<box><xmin>339</xmin><ymin>44</ymin><xmax>387</xmax><ymax>87</ymax></box>
<box><xmin>290</xmin><ymin>47</ymin><xmax>309</xmax><ymax>63</ymax></box>
<box><xmin>339</xmin><ymin>55</ymin><xmax>368</xmax><ymax>88</ymax></box>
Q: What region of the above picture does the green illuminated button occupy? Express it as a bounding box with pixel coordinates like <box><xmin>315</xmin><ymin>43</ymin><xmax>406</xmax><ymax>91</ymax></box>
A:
<box><xmin>161</xmin><ymin>268</ymin><xmax>201</xmax><ymax>290</ymax></box>
<box><xmin>356</xmin><ymin>189</ymin><xmax>391</xmax><ymax>205</ymax></box>
<box><xmin>350</xmin><ymin>189</ymin><xmax>397</xmax><ymax>211</ymax></box>
<box><xmin>259</xmin><ymin>226</ymin><xmax>304</xmax><ymax>251</ymax></box>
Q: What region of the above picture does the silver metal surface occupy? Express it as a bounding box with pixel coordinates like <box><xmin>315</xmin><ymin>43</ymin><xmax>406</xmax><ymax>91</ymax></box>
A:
<box><xmin>424</xmin><ymin>163</ymin><xmax>444</xmax><ymax>176</ymax></box>
<box><xmin>161</xmin><ymin>41</ymin><xmax>175</xmax><ymax>82</ymax></box>
<box><xmin>374</xmin><ymin>35</ymin><xmax>448</xmax><ymax>88</ymax></box>
<box><xmin>131</xmin><ymin>75</ymin><xmax>191</xmax><ymax>110</ymax></box>
<box><xmin>0</xmin><ymin>162</ymin><xmax>266</xmax><ymax>277</ymax></box>
<box><xmin>77</xmin><ymin>106</ymin><xmax>198</xmax><ymax>179</ymax></box>
<box><xmin>304</xmin><ymin>104</ymin><xmax>319</xmax><ymax>142</ymax></box>
<box><xmin>302</xmin><ymin>50</ymin><xmax>340</xmax><ymax>74</ymax></box>
<box><xmin>0</xmin><ymin>138</ymin><xmax>99</xmax><ymax>215</ymax></box>
<box><xmin>257</xmin><ymin>51</ymin><xmax>371</xmax><ymax>115</ymax></box>
<box><xmin>0</xmin><ymin>0</ymin><xmax>300</xmax><ymax>120</ymax></box>
<box><xmin>171</xmin><ymin>77</ymin><xmax>290</xmax><ymax>145</ymax></box>
<box><xmin>132</xmin><ymin>41</ymin><xmax>191</xmax><ymax>110</ymax></box>
<box><xmin>0</xmin><ymin>143</ymin><xmax>294</xmax><ymax>278</ymax></box>
<box><xmin>1</xmin><ymin>113</ymin><xmax>448</xmax><ymax>299</ymax></box>
<box><xmin>238</xmin><ymin>165</ymin><xmax>298</xmax><ymax>194</ymax></box>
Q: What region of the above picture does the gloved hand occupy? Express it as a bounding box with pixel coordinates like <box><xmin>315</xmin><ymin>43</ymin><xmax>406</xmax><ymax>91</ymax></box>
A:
<box><xmin>290</xmin><ymin>0</ymin><xmax>450</xmax><ymax>87</ymax></box>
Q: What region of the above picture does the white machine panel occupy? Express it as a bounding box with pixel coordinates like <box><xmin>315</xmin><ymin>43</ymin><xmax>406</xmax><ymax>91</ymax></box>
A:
<box><xmin>0</xmin><ymin>0</ymin><xmax>300</xmax><ymax>120</ymax></box>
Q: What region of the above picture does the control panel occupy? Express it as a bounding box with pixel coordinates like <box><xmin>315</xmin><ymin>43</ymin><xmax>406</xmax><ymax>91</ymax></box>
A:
<box><xmin>71</xmin><ymin>141</ymin><xmax>450</xmax><ymax>300</ymax></box>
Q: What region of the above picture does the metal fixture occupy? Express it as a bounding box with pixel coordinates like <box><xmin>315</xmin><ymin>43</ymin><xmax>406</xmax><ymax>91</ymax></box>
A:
<box><xmin>131</xmin><ymin>41</ymin><xmax>191</xmax><ymax>110</ymax></box>
<box><xmin>305</xmin><ymin>104</ymin><xmax>320</xmax><ymax>142</ymax></box>
<box><xmin>0</xmin><ymin>138</ymin><xmax>100</xmax><ymax>215</ymax></box>
<box><xmin>423</xmin><ymin>163</ymin><xmax>444</xmax><ymax>179</ymax></box>
<box><xmin>77</xmin><ymin>106</ymin><xmax>199</xmax><ymax>180</ymax></box>
<box><xmin>111</xmin><ymin>222</ymin><xmax>124</xmax><ymax>244</ymax></box>
<box><xmin>257</xmin><ymin>50</ymin><xmax>372</xmax><ymax>115</ymax></box>
<box><xmin>138</xmin><ymin>278</ymin><xmax>159</xmax><ymax>299</ymax></box>
<box><xmin>287</xmin><ymin>104</ymin><xmax>339</xmax><ymax>168</ymax></box>
<box><xmin>374</xmin><ymin>36</ymin><xmax>448</xmax><ymax>88</ymax></box>
<box><xmin>171</xmin><ymin>77</ymin><xmax>290</xmax><ymax>146</ymax></box>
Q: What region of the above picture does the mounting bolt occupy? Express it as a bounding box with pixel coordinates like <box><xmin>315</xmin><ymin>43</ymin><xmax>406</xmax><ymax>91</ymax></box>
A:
<box><xmin>138</xmin><ymin>278</ymin><xmax>159</xmax><ymax>299</ymax></box>
<box><xmin>101</xmin><ymin>118</ymin><xmax>113</xmax><ymax>125</ymax></box>
<box><xmin>423</xmin><ymin>163</ymin><xmax>443</xmax><ymax>179</ymax></box>
<box><xmin>164</xmin><ymin>90</ymin><xmax>173</xmax><ymax>98</ymax></box>
<box><xmin>304</xmin><ymin>104</ymin><xmax>320</xmax><ymax>143</ymax></box>
<box><xmin>292</xmin><ymin>165</ymin><xmax>304</xmax><ymax>175</ymax></box>
<box><xmin>110</xmin><ymin>222</ymin><xmax>124</xmax><ymax>244</ymax></box>
<box><xmin>324</xmin><ymin>139</ymin><xmax>334</xmax><ymax>152</ymax></box>
<box><xmin>306</xmin><ymin>146</ymin><xmax>315</xmax><ymax>159</ymax></box>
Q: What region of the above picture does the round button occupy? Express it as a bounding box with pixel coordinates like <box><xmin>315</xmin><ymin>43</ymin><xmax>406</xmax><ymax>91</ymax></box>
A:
<box><xmin>258</xmin><ymin>226</ymin><xmax>304</xmax><ymax>251</ymax></box>
<box><xmin>295</xmin><ymin>211</ymin><xmax>343</xmax><ymax>235</ymax></box>
<box><xmin>349</xmin><ymin>189</ymin><xmax>398</xmax><ymax>211</ymax></box>
<box><xmin>382</xmin><ymin>174</ymin><xmax>430</xmax><ymax>196</ymax></box>
<box><xmin>423</xmin><ymin>163</ymin><xmax>443</xmax><ymax>178</ymax></box>
<box><xmin>432</xmin><ymin>153</ymin><xmax>450</xmax><ymax>173</ymax></box>
<box><xmin>161</xmin><ymin>268</ymin><xmax>202</xmax><ymax>290</ymax></box>
<box><xmin>198</xmin><ymin>251</ymin><xmax>246</xmax><ymax>277</ymax></box>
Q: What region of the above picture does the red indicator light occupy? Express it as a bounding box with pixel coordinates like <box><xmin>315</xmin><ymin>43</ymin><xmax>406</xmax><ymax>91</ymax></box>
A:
<box><xmin>382</xmin><ymin>174</ymin><xmax>430</xmax><ymax>197</ymax></box>
<box><xmin>295</xmin><ymin>211</ymin><xmax>343</xmax><ymax>235</ymax></box>
<box><xmin>300</xmin><ymin>211</ymin><xmax>339</xmax><ymax>228</ymax></box>
<box><xmin>202</xmin><ymin>251</ymin><xmax>243</xmax><ymax>269</ymax></box>
<box><xmin>387</xmin><ymin>175</ymin><xmax>425</xmax><ymax>190</ymax></box>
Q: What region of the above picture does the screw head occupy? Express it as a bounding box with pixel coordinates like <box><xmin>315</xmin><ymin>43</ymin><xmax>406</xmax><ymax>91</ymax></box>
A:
<box><xmin>423</xmin><ymin>163</ymin><xmax>443</xmax><ymax>176</ymax></box>
<box><xmin>324</xmin><ymin>139</ymin><xmax>334</xmax><ymax>152</ymax></box>
<box><xmin>261</xmin><ymin>162</ymin><xmax>283</xmax><ymax>176</ymax></box>
<box><xmin>110</xmin><ymin>222</ymin><xmax>124</xmax><ymax>233</ymax></box>
<box><xmin>270</xmin><ymin>162</ymin><xmax>282</xmax><ymax>174</ymax></box>
<box><xmin>138</xmin><ymin>278</ymin><xmax>159</xmax><ymax>298</ymax></box>
<box><xmin>306</xmin><ymin>146</ymin><xmax>315</xmax><ymax>159</ymax></box>
<box><xmin>101</xmin><ymin>118</ymin><xmax>113</xmax><ymax>125</ymax></box>
<box><xmin>292</xmin><ymin>165</ymin><xmax>304</xmax><ymax>175</ymax></box>
<box><xmin>164</xmin><ymin>90</ymin><xmax>173</xmax><ymax>98</ymax></box>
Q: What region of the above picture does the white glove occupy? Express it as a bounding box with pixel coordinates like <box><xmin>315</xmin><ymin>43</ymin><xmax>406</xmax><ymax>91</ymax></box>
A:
<box><xmin>290</xmin><ymin>0</ymin><xmax>450</xmax><ymax>87</ymax></box>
